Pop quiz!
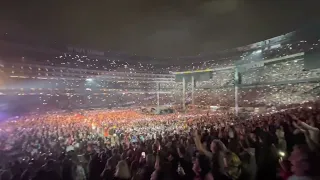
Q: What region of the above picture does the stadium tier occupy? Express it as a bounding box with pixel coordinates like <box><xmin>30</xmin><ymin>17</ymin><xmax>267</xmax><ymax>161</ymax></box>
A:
<box><xmin>1</xmin><ymin>26</ymin><xmax>320</xmax><ymax>116</ymax></box>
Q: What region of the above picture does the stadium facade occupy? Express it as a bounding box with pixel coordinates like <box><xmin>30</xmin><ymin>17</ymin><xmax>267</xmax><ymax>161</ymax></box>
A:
<box><xmin>1</xmin><ymin>25</ymin><xmax>320</xmax><ymax>116</ymax></box>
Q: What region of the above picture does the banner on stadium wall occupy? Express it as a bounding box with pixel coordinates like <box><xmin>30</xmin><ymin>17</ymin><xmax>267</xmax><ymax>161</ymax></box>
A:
<box><xmin>67</xmin><ymin>46</ymin><xmax>105</xmax><ymax>56</ymax></box>
<box><xmin>173</xmin><ymin>69</ymin><xmax>212</xmax><ymax>75</ymax></box>
<box><xmin>304</xmin><ymin>51</ymin><xmax>320</xmax><ymax>70</ymax></box>
<box><xmin>235</xmin><ymin>32</ymin><xmax>294</xmax><ymax>52</ymax></box>
<box><xmin>236</xmin><ymin>62</ymin><xmax>264</xmax><ymax>73</ymax></box>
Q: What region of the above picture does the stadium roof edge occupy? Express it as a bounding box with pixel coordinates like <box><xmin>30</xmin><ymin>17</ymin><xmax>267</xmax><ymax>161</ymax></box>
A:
<box><xmin>171</xmin><ymin>52</ymin><xmax>305</xmax><ymax>75</ymax></box>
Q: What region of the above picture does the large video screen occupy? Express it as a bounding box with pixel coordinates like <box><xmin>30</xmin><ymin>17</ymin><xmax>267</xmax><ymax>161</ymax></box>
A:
<box><xmin>175</xmin><ymin>71</ymin><xmax>212</xmax><ymax>83</ymax></box>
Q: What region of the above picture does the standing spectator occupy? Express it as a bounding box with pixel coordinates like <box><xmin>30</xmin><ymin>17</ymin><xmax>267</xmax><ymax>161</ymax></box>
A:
<box><xmin>114</xmin><ymin>160</ymin><xmax>131</xmax><ymax>180</ymax></box>
<box><xmin>288</xmin><ymin>145</ymin><xmax>319</xmax><ymax>180</ymax></box>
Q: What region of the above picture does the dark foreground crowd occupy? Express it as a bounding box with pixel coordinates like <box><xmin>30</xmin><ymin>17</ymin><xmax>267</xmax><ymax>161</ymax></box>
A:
<box><xmin>0</xmin><ymin>106</ymin><xmax>319</xmax><ymax>180</ymax></box>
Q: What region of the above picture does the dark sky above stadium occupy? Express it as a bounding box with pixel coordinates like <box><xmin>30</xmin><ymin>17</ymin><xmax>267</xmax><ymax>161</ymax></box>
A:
<box><xmin>0</xmin><ymin>0</ymin><xmax>319</xmax><ymax>57</ymax></box>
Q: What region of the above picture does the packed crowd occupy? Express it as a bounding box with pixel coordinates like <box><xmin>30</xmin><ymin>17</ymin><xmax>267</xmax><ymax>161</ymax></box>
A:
<box><xmin>1</xmin><ymin>81</ymin><xmax>320</xmax><ymax>118</ymax></box>
<box><xmin>2</xmin><ymin>43</ymin><xmax>320</xmax><ymax>113</ymax></box>
<box><xmin>1</xmin><ymin>26</ymin><xmax>320</xmax><ymax>115</ymax></box>
<box><xmin>0</xmin><ymin>25</ymin><xmax>320</xmax><ymax>180</ymax></box>
<box><xmin>0</xmin><ymin>104</ymin><xmax>319</xmax><ymax>180</ymax></box>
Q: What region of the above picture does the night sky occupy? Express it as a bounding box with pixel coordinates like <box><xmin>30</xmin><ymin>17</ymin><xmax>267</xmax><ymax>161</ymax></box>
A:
<box><xmin>0</xmin><ymin>0</ymin><xmax>319</xmax><ymax>57</ymax></box>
